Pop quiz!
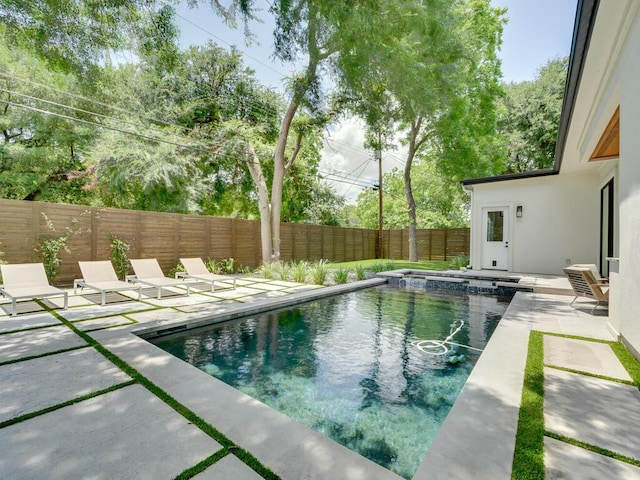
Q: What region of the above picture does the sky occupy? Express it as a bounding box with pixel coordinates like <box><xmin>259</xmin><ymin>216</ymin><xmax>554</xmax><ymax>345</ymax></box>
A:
<box><xmin>175</xmin><ymin>0</ymin><xmax>578</xmax><ymax>202</ymax></box>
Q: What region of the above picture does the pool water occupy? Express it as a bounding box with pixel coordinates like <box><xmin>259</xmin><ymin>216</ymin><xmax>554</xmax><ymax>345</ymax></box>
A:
<box><xmin>152</xmin><ymin>285</ymin><xmax>509</xmax><ymax>478</ymax></box>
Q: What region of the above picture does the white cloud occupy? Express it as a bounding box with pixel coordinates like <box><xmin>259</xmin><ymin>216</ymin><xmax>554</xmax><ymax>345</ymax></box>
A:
<box><xmin>320</xmin><ymin>117</ymin><xmax>402</xmax><ymax>202</ymax></box>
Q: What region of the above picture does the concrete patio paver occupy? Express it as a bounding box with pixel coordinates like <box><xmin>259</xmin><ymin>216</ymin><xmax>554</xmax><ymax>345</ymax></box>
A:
<box><xmin>0</xmin><ymin>325</ymin><xmax>86</xmax><ymax>362</ymax></box>
<box><xmin>0</xmin><ymin>347</ymin><xmax>131</xmax><ymax>422</ymax></box>
<box><xmin>544</xmin><ymin>436</ymin><xmax>640</xmax><ymax>480</ymax></box>
<box><xmin>0</xmin><ymin>384</ymin><xmax>222</xmax><ymax>480</ymax></box>
<box><xmin>0</xmin><ymin>311</ymin><xmax>62</xmax><ymax>333</ymax></box>
<box><xmin>195</xmin><ymin>454</ymin><xmax>264</xmax><ymax>480</ymax></box>
<box><xmin>544</xmin><ymin>335</ymin><xmax>631</xmax><ymax>380</ymax></box>
<box><xmin>2</xmin><ymin>274</ymin><xmax>640</xmax><ymax>479</ymax></box>
<box><xmin>544</xmin><ymin>367</ymin><xmax>640</xmax><ymax>460</ymax></box>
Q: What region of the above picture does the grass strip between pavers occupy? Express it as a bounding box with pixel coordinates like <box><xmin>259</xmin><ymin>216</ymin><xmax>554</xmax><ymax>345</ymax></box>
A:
<box><xmin>0</xmin><ymin>344</ymin><xmax>90</xmax><ymax>367</ymax></box>
<box><xmin>545</xmin><ymin>364</ymin><xmax>636</xmax><ymax>386</ymax></box>
<box><xmin>544</xmin><ymin>431</ymin><xmax>640</xmax><ymax>468</ymax></box>
<box><xmin>512</xmin><ymin>331</ymin><xmax>640</xmax><ymax>479</ymax></box>
<box><xmin>511</xmin><ymin>330</ymin><xmax>545</xmax><ymax>480</ymax></box>
<box><xmin>39</xmin><ymin>301</ymin><xmax>281</xmax><ymax>480</ymax></box>
<box><xmin>173</xmin><ymin>449</ymin><xmax>229</xmax><ymax>480</ymax></box>
<box><xmin>0</xmin><ymin>380</ymin><xmax>136</xmax><ymax>429</ymax></box>
<box><xmin>540</xmin><ymin>331</ymin><xmax>640</xmax><ymax>388</ymax></box>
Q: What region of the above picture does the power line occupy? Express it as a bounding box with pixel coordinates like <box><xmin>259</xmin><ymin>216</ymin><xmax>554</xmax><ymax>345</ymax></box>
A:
<box><xmin>0</xmin><ymin>87</ymin><xmax>187</xmax><ymax>143</ymax></box>
<box><xmin>0</xmin><ymin>71</ymin><xmax>184</xmax><ymax>132</ymax></box>
<box><xmin>0</xmin><ymin>99</ymin><xmax>206</xmax><ymax>151</ymax></box>
<box><xmin>175</xmin><ymin>12</ymin><xmax>287</xmax><ymax>79</ymax></box>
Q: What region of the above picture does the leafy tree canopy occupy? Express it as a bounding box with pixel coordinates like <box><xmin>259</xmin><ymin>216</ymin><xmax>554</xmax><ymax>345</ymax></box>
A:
<box><xmin>499</xmin><ymin>57</ymin><xmax>568</xmax><ymax>172</ymax></box>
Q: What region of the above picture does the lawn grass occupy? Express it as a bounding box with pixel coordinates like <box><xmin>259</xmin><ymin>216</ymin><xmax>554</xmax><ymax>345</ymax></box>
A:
<box><xmin>329</xmin><ymin>258</ymin><xmax>452</xmax><ymax>271</ymax></box>
<box><xmin>512</xmin><ymin>331</ymin><xmax>640</xmax><ymax>479</ymax></box>
<box><xmin>512</xmin><ymin>330</ymin><xmax>545</xmax><ymax>480</ymax></box>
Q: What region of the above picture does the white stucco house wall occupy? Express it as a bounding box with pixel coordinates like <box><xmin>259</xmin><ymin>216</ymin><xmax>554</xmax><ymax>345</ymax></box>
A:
<box><xmin>462</xmin><ymin>0</ymin><xmax>640</xmax><ymax>358</ymax></box>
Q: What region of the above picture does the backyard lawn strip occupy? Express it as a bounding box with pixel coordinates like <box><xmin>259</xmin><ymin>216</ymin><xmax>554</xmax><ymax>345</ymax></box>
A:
<box><xmin>39</xmin><ymin>302</ymin><xmax>281</xmax><ymax>480</ymax></box>
<box><xmin>512</xmin><ymin>331</ymin><xmax>640</xmax><ymax>479</ymax></box>
<box><xmin>511</xmin><ymin>330</ymin><xmax>545</xmax><ymax>480</ymax></box>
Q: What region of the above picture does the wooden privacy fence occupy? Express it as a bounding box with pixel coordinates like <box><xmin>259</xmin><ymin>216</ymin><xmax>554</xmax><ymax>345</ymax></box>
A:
<box><xmin>0</xmin><ymin>199</ymin><xmax>469</xmax><ymax>285</ymax></box>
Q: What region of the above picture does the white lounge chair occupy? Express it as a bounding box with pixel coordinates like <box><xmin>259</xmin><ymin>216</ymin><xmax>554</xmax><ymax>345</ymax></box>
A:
<box><xmin>129</xmin><ymin>259</ymin><xmax>190</xmax><ymax>299</ymax></box>
<box><xmin>75</xmin><ymin>260</ymin><xmax>142</xmax><ymax>305</ymax></box>
<box><xmin>178</xmin><ymin>257</ymin><xmax>237</xmax><ymax>292</ymax></box>
<box><xmin>0</xmin><ymin>263</ymin><xmax>68</xmax><ymax>316</ymax></box>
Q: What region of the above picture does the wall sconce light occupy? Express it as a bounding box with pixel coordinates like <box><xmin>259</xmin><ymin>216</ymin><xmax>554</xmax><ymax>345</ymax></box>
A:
<box><xmin>516</xmin><ymin>205</ymin><xmax>523</xmax><ymax>218</ymax></box>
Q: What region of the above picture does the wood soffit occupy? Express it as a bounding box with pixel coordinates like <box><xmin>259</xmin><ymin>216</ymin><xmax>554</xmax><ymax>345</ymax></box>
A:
<box><xmin>590</xmin><ymin>106</ymin><xmax>620</xmax><ymax>161</ymax></box>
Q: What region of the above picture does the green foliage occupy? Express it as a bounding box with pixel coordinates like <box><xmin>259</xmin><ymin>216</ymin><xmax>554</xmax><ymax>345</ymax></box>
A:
<box><xmin>332</xmin><ymin>267</ymin><xmax>350</xmax><ymax>284</ymax></box>
<box><xmin>449</xmin><ymin>255</ymin><xmax>470</xmax><ymax>270</ymax></box>
<box><xmin>292</xmin><ymin>260</ymin><xmax>309</xmax><ymax>283</ymax></box>
<box><xmin>0</xmin><ymin>1</ymin><xmax>169</xmax><ymax>74</ymax></box>
<box><xmin>258</xmin><ymin>262</ymin><xmax>277</xmax><ymax>280</ymax></box>
<box><xmin>499</xmin><ymin>57</ymin><xmax>569</xmax><ymax>172</ymax></box>
<box><xmin>0</xmin><ymin>30</ymin><xmax>102</xmax><ymax>204</ymax></box>
<box><xmin>34</xmin><ymin>213</ymin><xmax>85</xmax><ymax>283</ymax></box>
<box><xmin>204</xmin><ymin>258</ymin><xmax>237</xmax><ymax>274</ymax></box>
<box><xmin>355</xmin><ymin>159</ymin><xmax>470</xmax><ymax>230</ymax></box>
<box><xmin>370</xmin><ymin>261</ymin><xmax>397</xmax><ymax>273</ymax></box>
<box><xmin>108</xmin><ymin>234</ymin><xmax>130</xmax><ymax>280</ymax></box>
<box><xmin>311</xmin><ymin>260</ymin><xmax>329</xmax><ymax>286</ymax></box>
<box><xmin>168</xmin><ymin>262</ymin><xmax>185</xmax><ymax>279</ymax></box>
<box><xmin>355</xmin><ymin>264</ymin><xmax>366</xmax><ymax>281</ymax></box>
<box><xmin>274</xmin><ymin>262</ymin><xmax>291</xmax><ymax>281</ymax></box>
<box><xmin>512</xmin><ymin>331</ymin><xmax>544</xmax><ymax>480</ymax></box>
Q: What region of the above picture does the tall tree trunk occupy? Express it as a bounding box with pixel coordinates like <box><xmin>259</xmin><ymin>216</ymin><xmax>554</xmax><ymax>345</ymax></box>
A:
<box><xmin>271</xmin><ymin>100</ymin><xmax>299</xmax><ymax>263</ymax></box>
<box><xmin>404</xmin><ymin>120</ymin><xmax>421</xmax><ymax>262</ymax></box>
<box><xmin>245</xmin><ymin>144</ymin><xmax>273</xmax><ymax>264</ymax></box>
<box><xmin>404</xmin><ymin>148</ymin><xmax>418</xmax><ymax>262</ymax></box>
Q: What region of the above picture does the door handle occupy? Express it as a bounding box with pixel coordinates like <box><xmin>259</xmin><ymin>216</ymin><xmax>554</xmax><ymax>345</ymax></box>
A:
<box><xmin>505</xmin><ymin>242</ymin><xmax>509</xmax><ymax>248</ymax></box>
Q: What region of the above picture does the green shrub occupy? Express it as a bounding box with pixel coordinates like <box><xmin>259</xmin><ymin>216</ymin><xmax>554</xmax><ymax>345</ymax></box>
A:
<box><xmin>219</xmin><ymin>257</ymin><xmax>236</xmax><ymax>274</ymax></box>
<box><xmin>34</xmin><ymin>213</ymin><xmax>85</xmax><ymax>283</ymax></box>
<box><xmin>312</xmin><ymin>260</ymin><xmax>329</xmax><ymax>285</ymax></box>
<box><xmin>259</xmin><ymin>262</ymin><xmax>277</xmax><ymax>279</ymax></box>
<box><xmin>333</xmin><ymin>267</ymin><xmax>349</xmax><ymax>284</ymax></box>
<box><xmin>168</xmin><ymin>262</ymin><xmax>185</xmax><ymax>279</ymax></box>
<box><xmin>292</xmin><ymin>260</ymin><xmax>309</xmax><ymax>283</ymax></box>
<box><xmin>109</xmin><ymin>234</ymin><xmax>130</xmax><ymax>280</ymax></box>
<box><xmin>449</xmin><ymin>255</ymin><xmax>470</xmax><ymax>270</ymax></box>
<box><xmin>355</xmin><ymin>264</ymin><xmax>366</xmax><ymax>281</ymax></box>
<box><xmin>274</xmin><ymin>261</ymin><xmax>290</xmax><ymax>281</ymax></box>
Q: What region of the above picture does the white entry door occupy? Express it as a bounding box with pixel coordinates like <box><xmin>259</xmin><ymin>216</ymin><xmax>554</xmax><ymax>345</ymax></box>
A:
<box><xmin>481</xmin><ymin>207</ymin><xmax>509</xmax><ymax>270</ymax></box>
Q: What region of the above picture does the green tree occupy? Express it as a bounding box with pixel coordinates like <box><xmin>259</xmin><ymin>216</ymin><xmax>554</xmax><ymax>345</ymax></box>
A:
<box><xmin>0</xmin><ymin>0</ymin><xmax>170</xmax><ymax>75</ymax></box>
<box><xmin>355</xmin><ymin>156</ymin><xmax>469</xmax><ymax>230</ymax></box>
<box><xmin>0</xmin><ymin>28</ymin><xmax>101</xmax><ymax>203</ymax></box>
<box><xmin>337</xmin><ymin>0</ymin><xmax>505</xmax><ymax>261</ymax></box>
<box><xmin>499</xmin><ymin>57</ymin><xmax>568</xmax><ymax>172</ymax></box>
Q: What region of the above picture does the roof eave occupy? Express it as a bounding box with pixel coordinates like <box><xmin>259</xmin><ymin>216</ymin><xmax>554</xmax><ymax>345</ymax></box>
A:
<box><xmin>461</xmin><ymin>0</ymin><xmax>600</xmax><ymax>187</ymax></box>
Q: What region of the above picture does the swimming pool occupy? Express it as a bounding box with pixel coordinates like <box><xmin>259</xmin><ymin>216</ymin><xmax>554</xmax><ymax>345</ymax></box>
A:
<box><xmin>152</xmin><ymin>285</ymin><xmax>510</xmax><ymax>478</ymax></box>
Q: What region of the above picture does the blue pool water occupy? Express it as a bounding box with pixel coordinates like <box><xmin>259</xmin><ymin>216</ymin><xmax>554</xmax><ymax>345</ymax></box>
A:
<box><xmin>152</xmin><ymin>285</ymin><xmax>509</xmax><ymax>478</ymax></box>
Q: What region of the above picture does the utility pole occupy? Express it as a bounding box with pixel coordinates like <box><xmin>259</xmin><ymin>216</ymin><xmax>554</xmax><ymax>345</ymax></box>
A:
<box><xmin>374</xmin><ymin>148</ymin><xmax>383</xmax><ymax>259</ymax></box>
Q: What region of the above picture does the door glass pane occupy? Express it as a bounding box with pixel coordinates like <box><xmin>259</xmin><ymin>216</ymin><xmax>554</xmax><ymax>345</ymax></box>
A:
<box><xmin>487</xmin><ymin>211</ymin><xmax>504</xmax><ymax>242</ymax></box>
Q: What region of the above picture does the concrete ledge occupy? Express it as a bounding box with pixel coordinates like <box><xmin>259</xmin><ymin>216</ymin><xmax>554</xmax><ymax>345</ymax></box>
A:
<box><xmin>414</xmin><ymin>291</ymin><xmax>532</xmax><ymax>480</ymax></box>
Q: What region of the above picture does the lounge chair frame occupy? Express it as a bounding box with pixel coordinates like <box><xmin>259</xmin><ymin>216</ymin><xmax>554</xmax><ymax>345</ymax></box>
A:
<box><xmin>177</xmin><ymin>257</ymin><xmax>237</xmax><ymax>292</ymax></box>
<box><xmin>75</xmin><ymin>261</ymin><xmax>142</xmax><ymax>305</ymax></box>
<box><xmin>0</xmin><ymin>263</ymin><xmax>68</xmax><ymax>316</ymax></box>
<box><xmin>563</xmin><ymin>266</ymin><xmax>609</xmax><ymax>314</ymax></box>
<box><xmin>128</xmin><ymin>259</ymin><xmax>190</xmax><ymax>299</ymax></box>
